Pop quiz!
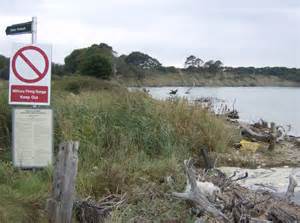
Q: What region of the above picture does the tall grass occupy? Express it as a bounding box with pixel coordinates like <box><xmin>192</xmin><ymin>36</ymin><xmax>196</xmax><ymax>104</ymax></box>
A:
<box><xmin>0</xmin><ymin>76</ymin><xmax>237</xmax><ymax>222</ymax></box>
<box><xmin>0</xmin><ymin>83</ymin><xmax>11</xmax><ymax>150</ymax></box>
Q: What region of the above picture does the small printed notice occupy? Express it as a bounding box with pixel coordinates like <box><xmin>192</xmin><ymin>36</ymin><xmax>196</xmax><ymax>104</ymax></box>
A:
<box><xmin>13</xmin><ymin>108</ymin><xmax>53</xmax><ymax>168</ymax></box>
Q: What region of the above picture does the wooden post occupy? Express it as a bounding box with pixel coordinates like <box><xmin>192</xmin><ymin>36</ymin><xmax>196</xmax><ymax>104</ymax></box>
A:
<box><xmin>285</xmin><ymin>175</ymin><xmax>298</xmax><ymax>202</ymax></box>
<box><xmin>200</xmin><ymin>147</ymin><xmax>213</xmax><ymax>170</ymax></box>
<box><xmin>268</xmin><ymin>122</ymin><xmax>276</xmax><ymax>151</ymax></box>
<box><xmin>47</xmin><ymin>141</ymin><xmax>79</xmax><ymax>223</ymax></box>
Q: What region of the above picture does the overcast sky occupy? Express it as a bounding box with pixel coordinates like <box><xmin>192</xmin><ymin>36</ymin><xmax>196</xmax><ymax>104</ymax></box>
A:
<box><xmin>0</xmin><ymin>0</ymin><xmax>299</xmax><ymax>67</ymax></box>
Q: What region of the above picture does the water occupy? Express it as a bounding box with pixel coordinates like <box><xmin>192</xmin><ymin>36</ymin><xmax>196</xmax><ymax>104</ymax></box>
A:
<box><xmin>138</xmin><ymin>87</ymin><xmax>300</xmax><ymax>136</ymax></box>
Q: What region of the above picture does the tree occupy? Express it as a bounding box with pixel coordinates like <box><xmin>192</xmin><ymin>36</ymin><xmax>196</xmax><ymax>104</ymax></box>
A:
<box><xmin>79</xmin><ymin>54</ymin><xmax>112</xmax><ymax>79</ymax></box>
<box><xmin>204</xmin><ymin>60</ymin><xmax>223</xmax><ymax>73</ymax></box>
<box><xmin>64</xmin><ymin>43</ymin><xmax>116</xmax><ymax>74</ymax></box>
<box><xmin>125</xmin><ymin>52</ymin><xmax>161</xmax><ymax>69</ymax></box>
<box><xmin>52</xmin><ymin>63</ymin><xmax>65</xmax><ymax>76</ymax></box>
<box><xmin>64</xmin><ymin>49</ymin><xmax>82</xmax><ymax>73</ymax></box>
<box><xmin>184</xmin><ymin>55</ymin><xmax>203</xmax><ymax>68</ymax></box>
<box><xmin>214</xmin><ymin>60</ymin><xmax>223</xmax><ymax>68</ymax></box>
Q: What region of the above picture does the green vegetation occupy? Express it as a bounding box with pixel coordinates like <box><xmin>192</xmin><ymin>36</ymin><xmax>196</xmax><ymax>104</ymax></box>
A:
<box><xmin>79</xmin><ymin>54</ymin><xmax>112</xmax><ymax>79</ymax></box>
<box><xmin>0</xmin><ymin>55</ymin><xmax>9</xmax><ymax>80</ymax></box>
<box><xmin>0</xmin><ymin>76</ymin><xmax>237</xmax><ymax>222</ymax></box>
<box><xmin>124</xmin><ymin>51</ymin><xmax>161</xmax><ymax>69</ymax></box>
<box><xmin>64</xmin><ymin>43</ymin><xmax>115</xmax><ymax>78</ymax></box>
<box><xmin>1</xmin><ymin>42</ymin><xmax>300</xmax><ymax>85</ymax></box>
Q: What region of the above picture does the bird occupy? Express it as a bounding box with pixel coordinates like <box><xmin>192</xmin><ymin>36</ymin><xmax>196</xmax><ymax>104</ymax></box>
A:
<box><xmin>169</xmin><ymin>89</ymin><xmax>178</xmax><ymax>95</ymax></box>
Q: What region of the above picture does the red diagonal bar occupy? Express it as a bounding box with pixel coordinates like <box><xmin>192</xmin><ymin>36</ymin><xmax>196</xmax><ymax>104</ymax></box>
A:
<box><xmin>19</xmin><ymin>52</ymin><xmax>43</xmax><ymax>77</ymax></box>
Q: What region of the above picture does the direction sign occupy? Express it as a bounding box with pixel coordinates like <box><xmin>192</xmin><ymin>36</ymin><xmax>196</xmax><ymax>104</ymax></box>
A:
<box><xmin>5</xmin><ymin>21</ymin><xmax>32</xmax><ymax>35</ymax></box>
<box><xmin>9</xmin><ymin>43</ymin><xmax>52</xmax><ymax>105</ymax></box>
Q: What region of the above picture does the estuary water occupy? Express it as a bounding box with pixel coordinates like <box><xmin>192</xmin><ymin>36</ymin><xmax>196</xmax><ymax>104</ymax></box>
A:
<box><xmin>140</xmin><ymin>87</ymin><xmax>300</xmax><ymax>136</ymax></box>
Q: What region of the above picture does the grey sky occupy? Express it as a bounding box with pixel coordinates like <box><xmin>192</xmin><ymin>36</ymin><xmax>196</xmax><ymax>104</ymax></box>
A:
<box><xmin>0</xmin><ymin>0</ymin><xmax>299</xmax><ymax>67</ymax></box>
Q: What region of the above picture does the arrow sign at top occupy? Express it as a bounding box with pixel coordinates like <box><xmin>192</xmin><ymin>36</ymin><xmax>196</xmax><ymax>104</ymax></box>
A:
<box><xmin>5</xmin><ymin>21</ymin><xmax>32</xmax><ymax>35</ymax></box>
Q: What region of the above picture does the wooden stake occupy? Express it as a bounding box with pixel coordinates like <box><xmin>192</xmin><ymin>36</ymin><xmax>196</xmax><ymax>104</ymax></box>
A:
<box><xmin>47</xmin><ymin>141</ymin><xmax>79</xmax><ymax>223</ymax></box>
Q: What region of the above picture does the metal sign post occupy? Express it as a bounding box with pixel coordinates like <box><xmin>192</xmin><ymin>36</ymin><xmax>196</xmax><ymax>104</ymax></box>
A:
<box><xmin>31</xmin><ymin>17</ymin><xmax>37</xmax><ymax>44</ymax></box>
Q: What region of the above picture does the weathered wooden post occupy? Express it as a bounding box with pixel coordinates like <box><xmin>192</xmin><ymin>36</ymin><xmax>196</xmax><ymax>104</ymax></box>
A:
<box><xmin>268</xmin><ymin>122</ymin><xmax>276</xmax><ymax>151</ymax></box>
<box><xmin>47</xmin><ymin>141</ymin><xmax>79</xmax><ymax>223</ymax></box>
<box><xmin>200</xmin><ymin>147</ymin><xmax>214</xmax><ymax>170</ymax></box>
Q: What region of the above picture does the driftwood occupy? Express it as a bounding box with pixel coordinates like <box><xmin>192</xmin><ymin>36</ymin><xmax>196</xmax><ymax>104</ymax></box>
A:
<box><xmin>240</xmin><ymin>124</ymin><xmax>272</xmax><ymax>143</ymax></box>
<box><xmin>47</xmin><ymin>141</ymin><xmax>79</xmax><ymax>223</ymax></box>
<box><xmin>173</xmin><ymin>159</ymin><xmax>300</xmax><ymax>223</ymax></box>
<box><xmin>227</xmin><ymin>110</ymin><xmax>239</xmax><ymax>119</ymax></box>
<box><xmin>172</xmin><ymin>159</ymin><xmax>229</xmax><ymax>222</ymax></box>
<box><xmin>240</xmin><ymin>121</ymin><xmax>286</xmax><ymax>146</ymax></box>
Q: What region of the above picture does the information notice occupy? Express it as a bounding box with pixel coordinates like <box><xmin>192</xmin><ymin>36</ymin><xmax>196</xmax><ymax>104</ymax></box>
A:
<box><xmin>13</xmin><ymin>108</ymin><xmax>53</xmax><ymax>168</ymax></box>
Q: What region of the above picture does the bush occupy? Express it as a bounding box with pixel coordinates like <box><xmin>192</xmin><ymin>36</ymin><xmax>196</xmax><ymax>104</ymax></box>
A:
<box><xmin>79</xmin><ymin>54</ymin><xmax>112</xmax><ymax>79</ymax></box>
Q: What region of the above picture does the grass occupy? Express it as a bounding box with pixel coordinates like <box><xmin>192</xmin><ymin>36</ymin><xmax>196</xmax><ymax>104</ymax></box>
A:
<box><xmin>0</xmin><ymin>76</ymin><xmax>237</xmax><ymax>222</ymax></box>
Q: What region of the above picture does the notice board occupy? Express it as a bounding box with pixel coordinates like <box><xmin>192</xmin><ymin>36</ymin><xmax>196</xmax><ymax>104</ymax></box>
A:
<box><xmin>12</xmin><ymin>108</ymin><xmax>53</xmax><ymax>168</ymax></box>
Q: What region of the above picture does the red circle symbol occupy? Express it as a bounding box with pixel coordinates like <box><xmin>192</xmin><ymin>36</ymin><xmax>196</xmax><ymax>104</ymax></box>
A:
<box><xmin>12</xmin><ymin>46</ymin><xmax>49</xmax><ymax>83</ymax></box>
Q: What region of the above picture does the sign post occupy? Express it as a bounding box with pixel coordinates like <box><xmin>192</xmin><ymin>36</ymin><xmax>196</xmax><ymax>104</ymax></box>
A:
<box><xmin>6</xmin><ymin>17</ymin><xmax>53</xmax><ymax>168</ymax></box>
<box><xmin>31</xmin><ymin>17</ymin><xmax>37</xmax><ymax>44</ymax></box>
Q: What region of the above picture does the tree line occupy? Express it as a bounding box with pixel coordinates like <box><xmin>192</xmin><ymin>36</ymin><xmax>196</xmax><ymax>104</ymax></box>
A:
<box><xmin>0</xmin><ymin>43</ymin><xmax>300</xmax><ymax>82</ymax></box>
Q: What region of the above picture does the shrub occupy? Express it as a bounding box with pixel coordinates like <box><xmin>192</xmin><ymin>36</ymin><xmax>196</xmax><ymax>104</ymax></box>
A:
<box><xmin>79</xmin><ymin>54</ymin><xmax>112</xmax><ymax>79</ymax></box>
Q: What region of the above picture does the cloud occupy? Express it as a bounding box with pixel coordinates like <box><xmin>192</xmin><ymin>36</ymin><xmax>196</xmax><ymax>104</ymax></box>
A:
<box><xmin>0</xmin><ymin>0</ymin><xmax>299</xmax><ymax>67</ymax></box>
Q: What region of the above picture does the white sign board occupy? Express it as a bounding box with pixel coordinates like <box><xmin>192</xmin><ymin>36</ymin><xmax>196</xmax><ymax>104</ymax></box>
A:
<box><xmin>12</xmin><ymin>108</ymin><xmax>53</xmax><ymax>168</ymax></box>
<box><xmin>9</xmin><ymin>43</ymin><xmax>52</xmax><ymax>105</ymax></box>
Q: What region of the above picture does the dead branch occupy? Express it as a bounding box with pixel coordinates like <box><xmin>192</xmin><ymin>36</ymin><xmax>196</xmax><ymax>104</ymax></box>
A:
<box><xmin>172</xmin><ymin>159</ymin><xmax>229</xmax><ymax>222</ymax></box>
<box><xmin>74</xmin><ymin>194</ymin><xmax>126</xmax><ymax>223</ymax></box>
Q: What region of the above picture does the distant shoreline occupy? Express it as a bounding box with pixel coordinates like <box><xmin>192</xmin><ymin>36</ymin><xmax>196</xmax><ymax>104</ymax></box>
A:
<box><xmin>118</xmin><ymin>72</ymin><xmax>300</xmax><ymax>87</ymax></box>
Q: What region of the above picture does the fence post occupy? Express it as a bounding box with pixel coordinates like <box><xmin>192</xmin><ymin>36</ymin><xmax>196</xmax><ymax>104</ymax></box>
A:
<box><xmin>200</xmin><ymin>147</ymin><xmax>214</xmax><ymax>170</ymax></box>
<box><xmin>47</xmin><ymin>141</ymin><xmax>79</xmax><ymax>223</ymax></box>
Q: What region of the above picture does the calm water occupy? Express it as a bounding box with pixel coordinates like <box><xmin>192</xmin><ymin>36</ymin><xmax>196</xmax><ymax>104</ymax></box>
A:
<box><xmin>139</xmin><ymin>87</ymin><xmax>300</xmax><ymax>136</ymax></box>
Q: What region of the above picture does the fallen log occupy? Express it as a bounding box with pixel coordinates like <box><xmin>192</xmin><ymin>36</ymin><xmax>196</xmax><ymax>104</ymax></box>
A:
<box><xmin>240</xmin><ymin>124</ymin><xmax>272</xmax><ymax>143</ymax></box>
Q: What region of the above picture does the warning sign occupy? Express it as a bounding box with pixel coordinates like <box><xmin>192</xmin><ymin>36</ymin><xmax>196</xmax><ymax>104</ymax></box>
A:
<box><xmin>9</xmin><ymin>43</ymin><xmax>52</xmax><ymax>105</ymax></box>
